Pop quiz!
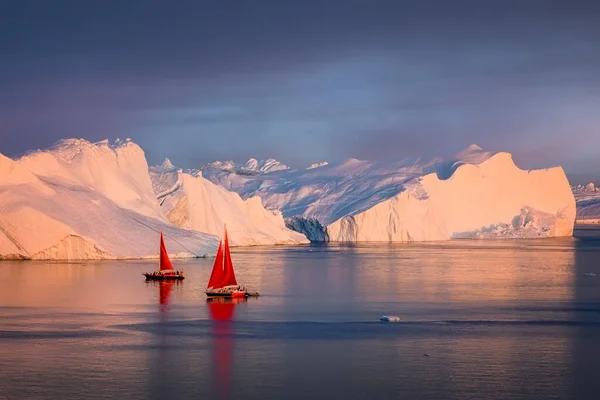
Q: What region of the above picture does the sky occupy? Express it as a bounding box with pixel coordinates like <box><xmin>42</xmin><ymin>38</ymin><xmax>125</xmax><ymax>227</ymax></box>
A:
<box><xmin>1</xmin><ymin>0</ymin><xmax>599</xmax><ymax>172</ymax></box>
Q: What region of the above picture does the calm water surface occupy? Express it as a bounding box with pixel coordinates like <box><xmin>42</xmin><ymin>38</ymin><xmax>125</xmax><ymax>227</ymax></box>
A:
<box><xmin>1</xmin><ymin>239</ymin><xmax>600</xmax><ymax>400</ymax></box>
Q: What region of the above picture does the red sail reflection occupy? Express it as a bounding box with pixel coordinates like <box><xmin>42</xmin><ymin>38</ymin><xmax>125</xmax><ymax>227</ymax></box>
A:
<box><xmin>146</xmin><ymin>280</ymin><xmax>182</xmax><ymax>315</ymax></box>
<box><xmin>146</xmin><ymin>279</ymin><xmax>182</xmax><ymax>393</ymax></box>
<box><xmin>159</xmin><ymin>280</ymin><xmax>175</xmax><ymax>307</ymax></box>
<box><xmin>207</xmin><ymin>297</ymin><xmax>246</xmax><ymax>400</ymax></box>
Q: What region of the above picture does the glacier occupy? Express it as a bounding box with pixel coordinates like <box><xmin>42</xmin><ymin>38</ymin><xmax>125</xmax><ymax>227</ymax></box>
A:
<box><xmin>0</xmin><ymin>139</ymin><xmax>306</xmax><ymax>260</ymax></box>
<box><xmin>200</xmin><ymin>145</ymin><xmax>576</xmax><ymax>242</ymax></box>
<box><xmin>573</xmin><ymin>182</ymin><xmax>600</xmax><ymax>224</ymax></box>
<box><xmin>149</xmin><ymin>159</ymin><xmax>308</xmax><ymax>246</ymax></box>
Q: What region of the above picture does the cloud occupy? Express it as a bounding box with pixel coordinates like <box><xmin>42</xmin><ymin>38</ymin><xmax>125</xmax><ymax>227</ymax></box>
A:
<box><xmin>1</xmin><ymin>0</ymin><xmax>599</xmax><ymax>171</ymax></box>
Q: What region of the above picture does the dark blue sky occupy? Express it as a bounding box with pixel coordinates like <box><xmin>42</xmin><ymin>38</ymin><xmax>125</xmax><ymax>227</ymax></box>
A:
<box><xmin>1</xmin><ymin>0</ymin><xmax>599</xmax><ymax>172</ymax></box>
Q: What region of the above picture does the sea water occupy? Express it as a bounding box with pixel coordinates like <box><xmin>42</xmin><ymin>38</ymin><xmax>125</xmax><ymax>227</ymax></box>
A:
<box><xmin>1</xmin><ymin>239</ymin><xmax>599</xmax><ymax>399</ymax></box>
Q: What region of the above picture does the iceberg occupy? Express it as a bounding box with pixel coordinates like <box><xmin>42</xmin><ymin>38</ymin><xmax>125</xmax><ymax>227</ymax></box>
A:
<box><xmin>573</xmin><ymin>182</ymin><xmax>600</xmax><ymax>224</ymax></box>
<box><xmin>200</xmin><ymin>145</ymin><xmax>576</xmax><ymax>242</ymax></box>
<box><xmin>202</xmin><ymin>157</ymin><xmax>289</xmax><ymax>177</ymax></box>
<box><xmin>1</xmin><ymin>139</ymin><xmax>218</xmax><ymax>260</ymax></box>
<box><xmin>307</xmin><ymin>161</ymin><xmax>329</xmax><ymax>170</ymax></box>
<box><xmin>149</xmin><ymin>160</ymin><xmax>308</xmax><ymax>246</ymax></box>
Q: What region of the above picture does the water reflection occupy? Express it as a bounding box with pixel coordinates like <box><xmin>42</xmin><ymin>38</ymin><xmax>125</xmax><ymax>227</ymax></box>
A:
<box><xmin>146</xmin><ymin>280</ymin><xmax>185</xmax><ymax>399</ymax></box>
<box><xmin>1</xmin><ymin>241</ymin><xmax>600</xmax><ymax>399</ymax></box>
<box><xmin>144</xmin><ymin>280</ymin><xmax>182</xmax><ymax>309</ymax></box>
<box><xmin>280</xmin><ymin>242</ymin><xmax>576</xmax><ymax>323</ymax></box>
<box><xmin>207</xmin><ymin>298</ymin><xmax>246</xmax><ymax>400</ymax></box>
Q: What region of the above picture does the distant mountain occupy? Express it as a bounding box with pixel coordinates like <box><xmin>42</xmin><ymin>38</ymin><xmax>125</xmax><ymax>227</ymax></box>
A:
<box><xmin>202</xmin><ymin>158</ymin><xmax>289</xmax><ymax>176</ymax></box>
<box><xmin>573</xmin><ymin>182</ymin><xmax>598</xmax><ymax>193</ymax></box>
<box><xmin>199</xmin><ymin>145</ymin><xmax>576</xmax><ymax>242</ymax></box>
<box><xmin>307</xmin><ymin>162</ymin><xmax>329</xmax><ymax>170</ymax></box>
<box><xmin>567</xmin><ymin>172</ymin><xmax>600</xmax><ymax>187</ymax></box>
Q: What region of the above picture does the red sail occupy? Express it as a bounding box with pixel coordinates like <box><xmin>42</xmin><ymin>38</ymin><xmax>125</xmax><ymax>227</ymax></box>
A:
<box><xmin>222</xmin><ymin>228</ymin><xmax>238</xmax><ymax>287</ymax></box>
<box><xmin>159</xmin><ymin>231</ymin><xmax>174</xmax><ymax>271</ymax></box>
<box><xmin>207</xmin><ymin>240</ymin><xmax>225</xmax><ymax>289</ymax></box>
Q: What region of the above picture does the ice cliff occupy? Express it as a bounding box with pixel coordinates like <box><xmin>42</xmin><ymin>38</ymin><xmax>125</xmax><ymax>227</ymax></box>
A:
<box><xmin>149</xmin><ymin>160</ymin><xmax>308</xmax><ymax>246</ymax></box>
<box><xmin>0</xmin><ymin>139</ymin><xmax>219</xmax><ymax>260</ymax></box>
<box><xmin>0</xmin><ymin>139</ymin><xmax>576</xmax><ymax>258</ymax></box>
<box><xmin>573</xmin><ymin>182</ymin><xmax>600</xmax><ymax>223</ymax></box>
<box><xmin>201</xmin><ymin>145</ymin><xmax>576</xmax><ymax>242</ymax></box>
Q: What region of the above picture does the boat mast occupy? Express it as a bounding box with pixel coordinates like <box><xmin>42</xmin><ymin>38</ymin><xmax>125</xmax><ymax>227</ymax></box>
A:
<box><xmin>158</xmin><ymin>230</ymin><xmax>162</xmax><ymax>272</ymax></box>
<box><xmin>223</xmin><ymin>224</ymin><xmax>226</xmax><ymax>272</ymax></box>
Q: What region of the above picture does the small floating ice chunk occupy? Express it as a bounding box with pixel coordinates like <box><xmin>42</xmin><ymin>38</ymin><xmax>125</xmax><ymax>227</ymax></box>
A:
<box><xmin>583</xmin><ymin>272</ymin><xmax>596</xmax><ymax>276</ymax></box>
<box><xmin>380</xmin><ymin>316</ymin><xmax>401</xmax><ymax>322</ymax></box>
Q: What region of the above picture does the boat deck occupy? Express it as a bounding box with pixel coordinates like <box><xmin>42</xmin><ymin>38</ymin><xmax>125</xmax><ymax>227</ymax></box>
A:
<box><xmin>144</xmin><ymin>273</ymin><xmax>185</xmax><ymax>280</ymax></box>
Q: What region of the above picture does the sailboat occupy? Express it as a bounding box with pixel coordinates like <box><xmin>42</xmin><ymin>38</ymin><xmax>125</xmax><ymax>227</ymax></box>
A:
<box><xmin>205</xmin><ymin>226</ymin><xmax>259</xmax><ymax>298</ymax></box>
<box><xmin>143</xmin><ymin>231</ymin><xmax>185</xmax><ymax>280</ymax></box>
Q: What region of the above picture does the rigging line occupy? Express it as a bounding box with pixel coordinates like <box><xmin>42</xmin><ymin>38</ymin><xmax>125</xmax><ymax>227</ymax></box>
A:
<box><xmin>115</xmin><ymin>208</ymin><xmax>202</xmax><ymax>258</ymax></box>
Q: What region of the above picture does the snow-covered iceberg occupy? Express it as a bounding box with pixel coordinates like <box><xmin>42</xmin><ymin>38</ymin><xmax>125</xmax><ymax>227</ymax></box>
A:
<box><xmin>201</xmin><ymin>145</ymin><xmax>576</xmax><ymax>242</ymax></box>
<box><xmin>149</xmin><ymin>159</ymin><xmax>308</xmax><ymax>246</ymax></box>
<box><xmin>573</xmin><ymin>182</ymin><xmax>600</xmax><ymax>224</ymax></box>
<box><xmin>0</xmin><ymin>139</ymin><xmax>220</xmax><ymax>260</ymax></box>
<box><xmin>203</xmin><ymin>157</ymin><xmax>289</xmax><ymax>177</ymax></box>
<box><xmin>0</xmin><ymin>140</ymin><xmax>310</xmax><ymax>260</ymax></box>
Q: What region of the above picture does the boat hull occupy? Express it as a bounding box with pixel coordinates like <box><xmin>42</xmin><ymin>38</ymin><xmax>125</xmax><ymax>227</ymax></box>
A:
<box><xmin>205</xmin><ymin>290</ymin><xmax>260</xmax><ymax>298</ymax></box>
<box><xmin>205</xmin><ymin>290</ymin><xmax>247</xmax><ymax>299</ymax></box>
<box><xmin>144</xmin><ymin>273</ymin><xmax>185</xmax><ymax>281</ymax></box>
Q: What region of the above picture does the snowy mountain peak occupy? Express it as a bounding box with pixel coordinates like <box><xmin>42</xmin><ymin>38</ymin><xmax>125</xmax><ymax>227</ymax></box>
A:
<box><xmin>456</xmin><ymin>144</ymin><xmax>486</xmax><ymax>158</ymax></box>
<box><xmin>244</xmin><ymin>158</ymin><xmax>259</xmax><ymax>170</ymax></box>
<box><xmin>150</xmin><ymin>158</ymin><xmax>181</xmax><ymax>175</ymax></box>
<box><xmin>574</xmin><ymin>182</ymin><xmax>599</xmax><ymax>192</ymax></box>
<box><xmin>150</xmin><ymin>158</ymin><xmax>180</xmax><ymax>174</ymax></box>
<box><xmin>466</xmin><ymin>144</ymin><xmax>483</xmax><ymax>151</ymax></box>
<box><xmin>204</xmin><ymin>158</ymin><xmax>289</xmax><ymax>175</ymax></box>
<box><xmin>454</xmin><ymin>144</ymin><xmax>496</xmax><ymax>166</ymax></box>
<box><xmin>161</xmin><ymin>158</ymin><xmax>175</xmax><ymax>169</ymax></box>
<box><xmin>206</xmin><ymin>160</ymin><xmax>237</xmax><ymax>172</ymax></box>
<box><xmin>242</xmin><ymin>158</ymin><xmax>289</xmax><ymax>174</ymax></box>
<box><xmin>307</xmin><ymin>161</ymin><xmax>329</xmax><ymax>170</ymax></box>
